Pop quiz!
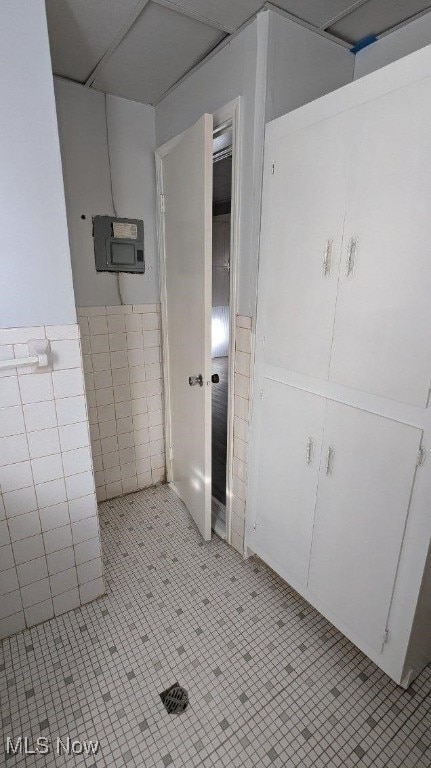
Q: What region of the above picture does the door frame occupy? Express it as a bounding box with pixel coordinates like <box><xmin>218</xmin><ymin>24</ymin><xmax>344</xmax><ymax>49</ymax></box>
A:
<box><xmin>213</xmin><ymin>97</ymin><xmax>241</xmax><ymax>546</ymax></box>
<box><xmin>155</xmin><ymin>97</ymin><xmax>241</xmax><ymax>546</ymax></box>
<box><xmin>155</xmin><ymin>130</ymin><xmax>181</xmax><ymax>492</ymax></box>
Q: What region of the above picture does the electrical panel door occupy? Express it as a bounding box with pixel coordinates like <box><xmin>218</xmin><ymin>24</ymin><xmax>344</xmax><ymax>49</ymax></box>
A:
<box><xmin>93</xmin><ymin>216</ymin><xmax>144</xmax><ymax>273</ymax></box>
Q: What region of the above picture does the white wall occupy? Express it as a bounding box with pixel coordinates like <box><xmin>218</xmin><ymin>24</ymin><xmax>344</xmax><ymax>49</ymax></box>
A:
<box><xmin>54</xmin><ymin>7</ymin><xmax>354</xmax><ymax>320</ymax></box>
<box><xmin>105</xmin><ymin>95</ymin><xmax>159</xmax><ymax>305</ymax></box>
<box><xmin>354</xmin><ymin>11</ymin><xmax>431</xmax><ymax>79</ymax></box>
<box><xmin>0</xmin><ymin>324</ymin><xmax>103</xmax><ymax>640</ymax></box>
<box><xmin>54</xmin><ymin>79</ymin><xmax>158</xmax><ymax>308</ymax></box>
<box><xmin>265</xmin><ymin>10</ymin><xmax>354</xmax><ymax>122</ymax></box>
<box><xmin>0</xmin><ymin>0</ymin><xmax>76</xmax><ymax>329</ymax></box>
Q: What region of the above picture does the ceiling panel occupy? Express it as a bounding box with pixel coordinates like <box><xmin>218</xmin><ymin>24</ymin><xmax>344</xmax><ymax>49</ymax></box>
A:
<box><xmin>270</xmin><ymin>0</ymin><xmax>370</xmax><ymax>29</ymax></box>
<box><xmin>46</xmin><ymin>0</ymin><xmax>140</xmax><ymax>81</ymax></box>
<box><xmin>92</xmin><ymin>3</ymin><xmax>224</xmax><ymax>104</ymax></box>
<box><xmin>46</xmin><ymin>0</ymin><xmax>431</xmax><ymax>105</ymax></box>
<box><xmin>328</xmin><ymin>0</ymin><xmax>431</xmax><ymax>43</ymax></box>
<box><xmin>152</xmin><ymin>0</ymin><xmax>264</xmax><ymax>32</ymax></box>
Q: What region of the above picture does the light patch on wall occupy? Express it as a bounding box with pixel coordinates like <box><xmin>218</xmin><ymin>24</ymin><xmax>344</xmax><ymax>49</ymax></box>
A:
<box><xmin>212</xmin><ymin>306</ymin><xmax>229</xmax><ymax>358</ymax></box>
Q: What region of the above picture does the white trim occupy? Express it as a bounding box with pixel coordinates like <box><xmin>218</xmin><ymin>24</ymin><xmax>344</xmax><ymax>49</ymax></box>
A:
<box><xmin>251</xmin><ymin>9</ymin><xmax>270</xmax><ymax>321</ymax></box>
<box><xmin>238</xmin><ymin>9</ymin><xmax>270</xmax><ymax>560</ymax></box>
<box><xmin>213</xmin><ymin>97</ymin><xmax>241</xmax><ymax>548</ymax></box>
<box><xmin>155</xmin><ymin>144</ymin><xmax>173</xmax><ymax>484</ymax></box>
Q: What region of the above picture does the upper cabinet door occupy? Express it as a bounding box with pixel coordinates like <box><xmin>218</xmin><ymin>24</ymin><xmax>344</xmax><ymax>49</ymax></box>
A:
<box><xmin>330</xmin><ymin>79</ymin><xmax>431</xmax><ymax>406</ymax></box>
<box><xmin>252</xmin><ymin>380</ymin><xmax>325</xmax><ymax>590</ymax></box>
<box><xmin>308</xmin><ymin>401</ymin><xmax>422</xmax><ymax>653</ymax></box>
<box><xmin>259</xmin><ymin>111</ymin><xmax>351</xmax><ymax>379</ymax></box>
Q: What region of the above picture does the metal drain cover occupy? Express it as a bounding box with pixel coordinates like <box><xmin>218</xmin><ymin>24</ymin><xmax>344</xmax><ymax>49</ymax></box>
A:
<box><xmin>160</xmin><ymin>683</ymin><xmax>189</xmax><ymax>714</ymax></box>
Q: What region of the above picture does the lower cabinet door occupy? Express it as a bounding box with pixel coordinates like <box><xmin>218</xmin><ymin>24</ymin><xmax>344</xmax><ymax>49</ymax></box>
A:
<box><xmin>253</xmin><ymin>380</ymin><xmax>325</xmax><ymax>589</ymax></box>
<box><xmin>308</xmin><ymin>402</ymin><xmax>422</xmax><ymax>652</ymax></box>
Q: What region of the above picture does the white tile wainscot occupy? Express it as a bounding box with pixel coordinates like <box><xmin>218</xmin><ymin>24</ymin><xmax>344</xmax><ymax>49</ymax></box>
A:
<box><xmin>0</xmin><ymin>324</ymin><xmax>104</xmax><ymax>639</ymax></box>
<box><xmin>78</xmin><ymin>305</ymin><xmax>166</xmax><ymax>502</ymax></box>
<box><xmin>231</xmin><ymin>315</ymin><xmax>253</xmax><ymax>555</ymax></box>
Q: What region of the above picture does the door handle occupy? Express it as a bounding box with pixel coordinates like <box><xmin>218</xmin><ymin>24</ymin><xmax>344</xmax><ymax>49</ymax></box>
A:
<box><xmin>211</xmin><ymin>374</ymin><xmax>220</xmax><ymax>384</ymax></box>
<box><xmin>189</xmin><ymin>374</ymin><xmax>203</xmax><ymax>387</ymax></box>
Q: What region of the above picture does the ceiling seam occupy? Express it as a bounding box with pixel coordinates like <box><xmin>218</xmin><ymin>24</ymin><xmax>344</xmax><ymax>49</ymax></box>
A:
<box><xmin>155</xmin><ymin>2</ymin><xmax>356</xmax><ymax>108</ymax></box>
<box><xmin>150</xmin><ymin>0</ymin><xmax>235</xmax><ymax>33</ymax></box>
<box><xmin>263</xmin><ymin>3</ymin><xmax>351</xmax><ymax>49</ymax></box>
<box><xmin>54</xmin><ymin>74</ymin><xmax>156</xmax><ymax>108</ymax></box>
<box><xmin>52</xmin><ymin>0</ymin><xmax>431</xmax><ymax>105</ymax></box>
<box><xmin>375</xmin><ymin>4</ymin><xmax>431</xmax><ymax>41</ymax></box>
<box><xmin>154</xmin><ymin>12</ymin><xmax>260</xmax><ymax>106</ymax></box>
<box><xmin>319</xmin><ymin>0</ymin><xmax>373</xmax><ymax>31</ymax></box>
<box><xmin>84</xmin><ymin>0</ymin><xmax>152</xmax><ymax>88</ymax></box>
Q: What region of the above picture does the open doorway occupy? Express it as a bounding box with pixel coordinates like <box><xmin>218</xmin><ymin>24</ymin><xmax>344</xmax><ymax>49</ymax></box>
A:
<box><xmin>211</xmin><ymin>125</ymin><xmax>232</xmax><ymax>539</ymax></box>
<box><xmin>156</xmin><ymin>101</ymin><xmax>240</xmax><ymax>544</ymax></box>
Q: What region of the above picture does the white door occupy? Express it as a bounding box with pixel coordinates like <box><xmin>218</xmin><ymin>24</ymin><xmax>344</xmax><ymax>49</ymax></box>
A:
<box><xmin>259</xmin><ymin>111</ymin><xmax>350</xmax><ymax>380</ymax></box>
<box><xmin>252</xmin><ymin>380</ymin><xmax>325</xmax><ymax>590</ymax></box>
<box><xmin>330</xmin><ymin>79</ymin><xmax>431</xmax><ymax>406</ymax></box>
<box><xmin>308</xmin><ymin>402</ymin><xmax>422</xmax><ymax>652</ymax></box>
<box><xmin>158</xmin><ymin>114</ymin><xmax>213</xmax><ymax>540</ymax></box>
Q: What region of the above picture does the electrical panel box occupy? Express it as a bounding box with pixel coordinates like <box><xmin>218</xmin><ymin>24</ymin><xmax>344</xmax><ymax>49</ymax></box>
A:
<box><xmin>93</xmin><ymin>216</ymin><xmax>145</xmax><ymax>273</ymax></box>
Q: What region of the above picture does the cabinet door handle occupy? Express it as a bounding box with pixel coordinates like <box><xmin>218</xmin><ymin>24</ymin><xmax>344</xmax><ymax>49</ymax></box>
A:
<box><xmin>306</xmin><ymin>437</ymin><xmax>313</xmax><ymax>465</ymax></box>
<box><xmin>323</xmin><ymin>239</ymin><xmax>332</xmax><ymax>277</ymax></box>
<box><xmin>346</xmin><ymin>236</ymin><xmax>357</xmax><ymax>276</ymax></box>
<box><xmin>326</xmin><ymin>446</ymin><xmax>334</xmax><ymax>476</ymax></box>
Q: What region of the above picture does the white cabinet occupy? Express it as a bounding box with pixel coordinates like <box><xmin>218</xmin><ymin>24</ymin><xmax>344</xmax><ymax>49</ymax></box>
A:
<box><xmin>253</xmin><ymin>380</ymin><xmax>325</xmax><ymax>589</ymax></box>
<box><xmin>329</xmin><ymin>79</ymin><xmax>431</xmax><ymax>407</ymax></box>
<box><xmin>308</xmin><ymin>403</ymin><xmax>422</xmax><ymax>652</ymax></box>
<box><xmin>259</xmin><ymin>79</ymin><xmax>431</xmax><ymax>406</ymax></box>
<box><xmin>248</xmin><ymin>48</ymin><xmax>431</xmax><ymax>686</ymax></box>
<box><xmin>259</xmin><ymin>111</ymin><xmax>350</xmax><ymax>380</ymax></box>
<box><xmin>252</xmin><ymin>389</ymin><xmax>422</xmax><ymax>655</ymax></box>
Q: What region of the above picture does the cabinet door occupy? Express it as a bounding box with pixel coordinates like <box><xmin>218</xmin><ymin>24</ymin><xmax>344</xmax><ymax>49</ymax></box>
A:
<box><xmin>253</xmin><ymin>380</ymin><xmax>325</xmax><ymax>589</ymax></box>
<box><xmin>330</xmin><ymin>79</ymin><xmax>431</xmax><ymax>406</ymax></box>
<box><xmin>259</xmin><ymin>111</ymin><xmax>350</xmax><ymax>379</ymax></box>
<box><xmin>308</xmin><ymin>402</ymin><xmax>422</xmax><ymax>652</ymax></box>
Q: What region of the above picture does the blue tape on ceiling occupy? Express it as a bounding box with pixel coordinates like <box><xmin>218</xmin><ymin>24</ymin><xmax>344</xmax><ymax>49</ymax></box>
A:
<box><xmin>350</xmin><ymin>34</ymin><xmax>378</xmax><ymax>54</ymax></box>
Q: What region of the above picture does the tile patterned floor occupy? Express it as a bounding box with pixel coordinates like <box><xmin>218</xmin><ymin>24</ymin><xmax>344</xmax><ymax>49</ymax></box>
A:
<box><xmin>1</xmin><ymin>485</ymin><xmax>430</xmax><ymax>768</ymax></box>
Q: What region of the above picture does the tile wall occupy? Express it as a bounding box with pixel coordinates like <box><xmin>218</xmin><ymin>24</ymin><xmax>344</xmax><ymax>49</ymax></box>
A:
<box><xmin>78</xmin><ymin>305</ymin><xmax>165</xmax><ymax>502</ymax></box>
<box><xmin>0</xmin><ymin>324</ymin><xmax>104</xmax><ymax>640</ymax></box>
<box><xmin>231</xmin><ymin>315</ymin><xmax>253</xmax><ymax>555</ymax></box>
